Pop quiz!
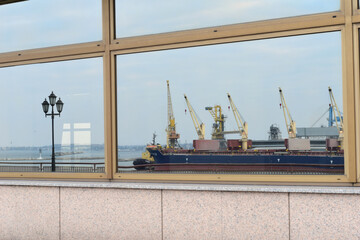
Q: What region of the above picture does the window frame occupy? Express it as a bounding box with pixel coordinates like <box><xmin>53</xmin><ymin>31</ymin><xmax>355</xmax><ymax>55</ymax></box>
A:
<box><xmin>0</xmin><ymin>0</ymin><xmax>358</xmax><ymax>184</ymax></box>
<box><xmin>112</xmin><ymin>26</ymin><xmax>356</xmax><ymax>183</ymax></box>
<box><xmin>353</xmin><ymin>24</ymin><xmax>360</xmax><ymax>183</ymax></box>
<box><xmin>0</xmin><ymin>53</ymin><xmax>110</xmax><ymax>179</ymax></box>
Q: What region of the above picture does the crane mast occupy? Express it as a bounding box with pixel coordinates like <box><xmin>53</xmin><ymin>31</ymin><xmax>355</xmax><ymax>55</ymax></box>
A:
<box><xmin>328</xmin><ymin>86</ymin><xmax>344</xmax><ymax>149</ymax></box>
<box><xmin>227</xmin><ymin>93</ymin><xmax>248</xmax><ymax>150</ymax></box>
<box><xmin>184</xmin><ymin>94</ymin><xmax>205</xmax><ymax>140</ymax></box>
<box><xmin>166</xmin><ymin>80</ymin><xmax>180</xmax><ymax>148</ymax></box>
<box><xmin>279</xmin><ymin>88</ymin><xmax>296</xmax><ymax>138</ymax></box>
<box><xmin>205</xmin><ymin>105</ymin><xmax>225</xmax><ymax>140</ymax></box>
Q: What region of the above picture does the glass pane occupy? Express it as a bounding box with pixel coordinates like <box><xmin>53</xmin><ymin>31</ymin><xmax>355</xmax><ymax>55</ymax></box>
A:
<box><xmin>0</xmin><ymin>58</ymin><xmax>104</xmax><ymax>173</ymax></box>
<box><xmin>0</xmin><ymin>0</ymin><xmax>102</xmax><ymax>53</ymax></box>
<box><xmin>116</xmin><ymin>0</ymin><xmax>339</xmax><ymax>38</ymax></box>
<box><xmin>117</xmin><ymin>31</ymin><xmax>344</xmax><ymax>175</ymax></box>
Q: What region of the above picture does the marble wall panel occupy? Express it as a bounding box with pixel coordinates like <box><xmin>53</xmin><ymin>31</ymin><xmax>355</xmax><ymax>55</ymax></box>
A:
<box><xmin>290</xmin><ymin>193</ymin><xmax>360</xmax><ymax>240</ymax></box>
<box><xmin>221</xmin><ymin>192</ymin><xmax>289</xmax><ymax>240</ymax></box>
<box><xmin>2</xmin><ymin>183</ymin><xmax>360</xmax><ymax>240</ymax></box>
<box><xmin>0</xmin><ymin>186</ymin><xmax>59</xmax><ymax>240</ymax></box>
<box><xmin>163</xmin><ymin>190</ymin><xmax>223</xmax><ymax>240</ymax></box>
<box><xmin>60</xmin><ymin>188</ymin><xmax>162</xmax><ymax>240</ymax></box>
<box><xmin>163</xmin><ymin>190</ymin><xmax>289</xmax><ymax>240</ymax></box>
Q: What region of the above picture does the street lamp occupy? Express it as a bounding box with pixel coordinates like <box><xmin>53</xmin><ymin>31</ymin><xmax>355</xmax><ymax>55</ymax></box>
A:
<box><xmin>42</xmin><ymin>91</ymin><xmax>64</xmax><ymax>172</ymax></box>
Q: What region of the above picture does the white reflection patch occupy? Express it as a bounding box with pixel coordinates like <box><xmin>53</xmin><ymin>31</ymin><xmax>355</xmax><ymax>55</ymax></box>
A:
<box><xmin>74</xmin><ymin>131</ymin><xmax>91</xmax><ymax>146</ymax></box>
<box><xmin>63</xmin><ymin>123</ymin><xmax>71</xmax><ymax>130</ymax></box>
<box><xmin>74</xmin><ymin>123</ymin><xmax>91</xmax><ymax>129</ymax></box>
<box><xmin>61</xmin><ymin>131</ymin><xmax>71</xmax><ymax>146</ymax></box>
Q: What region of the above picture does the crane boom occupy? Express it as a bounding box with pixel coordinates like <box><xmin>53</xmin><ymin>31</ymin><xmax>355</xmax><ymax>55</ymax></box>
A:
<box><xmin>166</xmin><ymin>80</ymin><xmax>180</xmax><ymax>148</ymax></box>
<box><xmin>227</xmin><ymin>93</ymin><xmax>248</xmax><ymax>150</ymax></box>
<box><xmin>279</xmin><ymin>88</ymin><xmax>296</xmax><ymax>138</ymax></box>
<box><xmin>167</xmin><ymin>80</ymin><xmax>174</xmax><ymax>126</ymax></box>
<box><xmin>328</xmin><ymin>86</ymin><xmax>344</xmax><ymax>149</ymax></box>
<box><xmin>184</xmin><ymin>94</ymin><xmax>205</xmax><ymax>139</ymax></box>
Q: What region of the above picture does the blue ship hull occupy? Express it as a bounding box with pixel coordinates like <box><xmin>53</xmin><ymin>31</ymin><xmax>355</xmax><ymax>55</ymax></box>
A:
<box><xmin>145</xmin><ymin>148</ymin><xmax>344</xmax><ymax>173</ymax></box>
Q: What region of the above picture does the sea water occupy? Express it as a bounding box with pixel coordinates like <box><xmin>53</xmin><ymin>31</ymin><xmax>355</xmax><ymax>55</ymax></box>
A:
<box><xmin>0</xmin><ymin>147</ymin><xmax>143</xmax><ymax>170</ymax></box>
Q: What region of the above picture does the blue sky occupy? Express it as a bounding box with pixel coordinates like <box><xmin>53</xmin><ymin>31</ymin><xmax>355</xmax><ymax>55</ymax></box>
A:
<box><xmin>0</xmin><ymin>1</ymin><xmax>343</xmax><ymax>147</ymax></box>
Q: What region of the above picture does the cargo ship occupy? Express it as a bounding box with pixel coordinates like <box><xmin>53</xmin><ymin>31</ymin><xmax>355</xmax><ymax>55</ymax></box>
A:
<box><xmin>133</xmin><ymin>138</ymin><xmax>344</xmax><ymax>174</ymax></box>
<box><xmin>130</xmin><ymin>82</ymin><xmax>344</xmax><ymax>174</ymax></box>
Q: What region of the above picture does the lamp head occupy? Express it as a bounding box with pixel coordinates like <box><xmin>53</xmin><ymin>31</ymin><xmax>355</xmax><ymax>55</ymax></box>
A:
<box><xmin>48</xmin><ymin>91</ymin><xmax>57</xmax><ymax>106</ymax></box>
<box><xmin>56</xmin><ymin>98</ymin><xmax>64</xmax><ymax>113</ymax></box>
<box><xmin>42</xmin><ymin>98</ymin><xmax>49</xmax><ymax>114</ymax></box>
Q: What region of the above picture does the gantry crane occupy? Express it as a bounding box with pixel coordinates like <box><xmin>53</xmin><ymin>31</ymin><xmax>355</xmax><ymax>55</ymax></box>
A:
<box><xmin>279</xmin><ymin>87</ymin><xmax>296</xmax><ymax>138</ymax></box>
<box><xmin>166</xmin><ymin>80</ymin><xmax>180</xmax><ymax>148</ymax></box>
<box><xmin>227</xmin><ymin>93</ymin><xmax>248</xmax><ymax>150</ymax></box>
<box><xmin>205</xmin><ymin>105</ymin><xmax>226</xmax><ymax>140</ymax></box>
<box><xmin>328</xmin><ymin>86</ymin><xmax>344</xmax><ymax>149</ymax></box>
<box><xmin>184</xmin><ymin>94</ymin><xmax>205</xmax><ymax>140</ymax></box>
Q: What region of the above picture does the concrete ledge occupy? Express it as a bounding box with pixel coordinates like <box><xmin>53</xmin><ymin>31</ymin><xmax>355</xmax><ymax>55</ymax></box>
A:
<box><xmin>0</xmin><ymin>180</ymin><xmax>359</xmax><ymax>194</ymax></box>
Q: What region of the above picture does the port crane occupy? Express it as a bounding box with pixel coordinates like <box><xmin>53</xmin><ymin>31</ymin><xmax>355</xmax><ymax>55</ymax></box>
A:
<box><xmin>166</xmin><ymin>80</ymin><xmax>180</xmax><ymax>148</ymax></box>
<box><xmin>227</xmin><ymin>93</ymin><xmax>248</xmax><ymax>150</ymax></box>
<box><xmin>184</xmin><ymin>94</ymin><xmax>205</xmax><ymax>140</ymax></box>
<box><xmin>328</xmin><ymin>104</ymin><xmax>343</xmax><ymax>127</ymax></box>
<box><xmin>279</xmin><ymin>88</ymin><xmax>297</xmax><ymax>138</ymax></box>
<box><xmin>328</xmin><ymin>86</ymin><xmax>344</xmax><ymax>149</ymax></box>
<box><xmin>309</xmin><ymin>103</ymin><xmax>343</xmax><ymax>128</ymax></box>
<box><xmin>206</xmin><ymin>105</ymin><xmax>226</xmax><ymax>140</ymax></box>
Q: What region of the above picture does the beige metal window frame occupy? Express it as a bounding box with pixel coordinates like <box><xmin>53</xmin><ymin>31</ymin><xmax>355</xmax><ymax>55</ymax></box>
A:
<box><xmin>0</xmin><ymin>53</ymin><xmax>110</xmax><ymax>180</ymax></box>
<box><xmin>353</xmin><ymin>23</ymin><xmax>360</xmax><ymax>183</ymax></box>
<box><xmin>0</xmin><ymin>0</ymin><xmax>357</xmax><ymax>183</ymax></box>
<box><xmin>354</xmin><ymin>0</ymin><xmax>359</xmax><ymax>12</ymax></box>
<box><xmin>112</xmin><ymin>26</ymin><xmax>356</xmax><ymax>184</ymax></box>
<box><xmin>353</xmin><ymin>1</ymin><xmax>360</xmax><ymax>23</ymax></box>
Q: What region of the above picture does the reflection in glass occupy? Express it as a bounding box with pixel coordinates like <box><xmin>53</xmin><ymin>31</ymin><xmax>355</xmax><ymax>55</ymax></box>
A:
<box><xmin>0</xmin><ymin>0</ymin><xmax>101</xmax><ymax>53</ymax></box>
<box><xmin>0</xmin><ymin>58</ymin><xmax>104</xmax><ymax>172</ymax></box>
<box><xmin>117</xmin><ymin>32</ymin><xmax>344</xmax><ymax>175</ymax></box>
<box><xmin>116</xmin><ymin>0</ymin><xmax>339</xmax><ymax>38</ymax></box>
<box><xmin>42</xmin><ymin>91</ymin><xmax>64</xmax><ymax>172</ymax></box>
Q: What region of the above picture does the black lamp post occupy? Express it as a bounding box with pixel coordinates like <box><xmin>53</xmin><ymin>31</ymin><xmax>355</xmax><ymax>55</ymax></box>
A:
<box><xmin>42</xmin><ymin>91</ymin><xmax>64</xmax><ymax>172</ymax></box>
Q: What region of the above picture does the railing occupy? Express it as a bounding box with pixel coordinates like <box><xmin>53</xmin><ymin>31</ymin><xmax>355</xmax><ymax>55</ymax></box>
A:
<box><xmin>0</xmin><ymin>162</ymin><xmax>105</xmax><ymax>173</ymax></box>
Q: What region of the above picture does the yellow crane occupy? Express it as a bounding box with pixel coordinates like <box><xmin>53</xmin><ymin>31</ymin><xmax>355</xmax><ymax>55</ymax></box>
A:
<box><xmin>205</xmin><ymin>105</ymin><xmax>225</xmax><ymax>140</ymax></box>
<box><xmin>279</xmin><ymin>87</ymin><xmax>296</xmax><ymax>138</ymax></box>
<box><xmin>166</xmin><ymin>80</ymin><xmax>180</xmax><ymax>148</ymax></box>
<box><xmin>184</xmin><ymin>94</ymin><xmax>205</xmax><ymax>139</ymax></box>
<box><xmin>328</xmin><ymin>86</ymin><xmax>344</xmax><ymax>149</ymax></box>
<box><xmin>227</xmin><ymin>93</ymin><xmax>248</xmax><ymax>150</ymax></box>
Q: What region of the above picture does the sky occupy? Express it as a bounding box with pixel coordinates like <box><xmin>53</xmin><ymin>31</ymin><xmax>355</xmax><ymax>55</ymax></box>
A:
<box><xmin>0</xmin><ymin>0</ymin><xmax>101</xmax><ymax>52</ymax></box>
<box><xmin>0</xmin><ymin>58</ymin><xmax>104</xmax><ymax>147</ymax></box>
<box><xmin>0</xmin><ymin>0</ymin><xmax>343</xmax><ymax>147</ymax></box>
<box><xmin>117</xmin><ymin>32</ymin><xmax>342</xmax><ymax>146</ymax></box>
<box><xmin>115</xmin><ymin>0</ymin><xmax>339</xmax><ymax>38</ymax></box>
